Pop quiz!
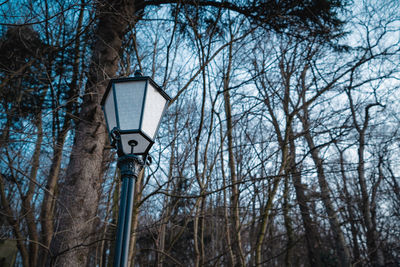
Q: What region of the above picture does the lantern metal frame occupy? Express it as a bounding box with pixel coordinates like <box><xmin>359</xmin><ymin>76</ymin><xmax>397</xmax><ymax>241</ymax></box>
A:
<box><xmin>101</xmin><ymin>74</ymin><xmax>171</xmax><ymax>156</ymax></box>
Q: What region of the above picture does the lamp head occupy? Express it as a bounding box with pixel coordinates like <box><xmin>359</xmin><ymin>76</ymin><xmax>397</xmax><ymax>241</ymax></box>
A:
<box><xmin>101</xmin><ymin>72</ymin><xmax>170</xmax><ymax>156</ymax></box>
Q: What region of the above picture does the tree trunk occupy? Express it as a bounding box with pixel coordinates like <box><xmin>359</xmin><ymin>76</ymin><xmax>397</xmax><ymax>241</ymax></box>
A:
<box><xmin>39</xmin><ymin>3</ymin><xmax>84</xmax><ymax>264</ymax></box>
<box><xmin>348</xmin><ymin>94</ymin><xmax>385</xmax><ymax>266</ymax></box>
<box><xmin>218</xmin><ymin>120</ymin><xmax>235</xmax><ymax>266</ymax></box>
<box><xmin>300</xmin><ymin>107</ymin><xmax>351</xmax><ymax>267</ymax></box>
<box><xmin>283</xmin><ymin>175</ymin><xmax>294</xmax><ymax>267</ymax></box>
<box><xmin>223</xmin><ymin>41</ymin><xmax>245</xmax><ymax>267</ymax></box>
<box><xmin>289</xmin><ymin>129</ymin><xmax>324</xmax><ymax>267</ymax></box>
<box><xmin>22</xmin><ymin>113</ymin><xmax>42</xmax><ymax>267</ymax></box>
<box><xmin>0</xmin><ymin>174</ymin><xmax>29</xmax><ymax>267</ymax></box>
<box><xmin>337</xmin><ymin>150</ymin><xmax>361</xmax><ymax>265</ymax></box>
<box><xmin>39</xmin><ymin>111</ymin><xmax>73</xmax><ymax>266</ymax></box>
<box><xmin>357</xmin><ymin>130</ymin><xmax>384</xmax><ymax>267</ymax></box>
<box><xmin>50</xmin><ymin>1</ymin><xmax>142</xmax><ymax>265</ymax></box>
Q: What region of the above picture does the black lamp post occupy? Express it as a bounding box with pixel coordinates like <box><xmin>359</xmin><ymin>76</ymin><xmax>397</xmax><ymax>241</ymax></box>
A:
<box><xmin>101</xmin><ymin>70</ymin><xmax>170</xmax><ymax>267</ymax></box>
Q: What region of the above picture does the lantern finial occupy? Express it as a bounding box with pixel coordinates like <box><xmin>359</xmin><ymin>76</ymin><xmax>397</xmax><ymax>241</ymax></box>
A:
<box><xmin>134</xmin><ymin>69</ymin><xmax>143</xmax><ymax>77</ymax></box>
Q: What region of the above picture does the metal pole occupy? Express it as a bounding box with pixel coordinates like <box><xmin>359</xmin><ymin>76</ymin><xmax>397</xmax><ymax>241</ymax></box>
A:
<box><xmin>113</xmin><ymin>177</ymin><xmax>129</xmax><ymax>267</ymax></box>
<box><xmin>113</xmin><ymin>154</ymin><xmax>144</xmax><ymax>267</ymax></box>
<box><xmin>120</xmin><ymin>177</ymin><xmax>135</xmax><ymax>265</ymax></box>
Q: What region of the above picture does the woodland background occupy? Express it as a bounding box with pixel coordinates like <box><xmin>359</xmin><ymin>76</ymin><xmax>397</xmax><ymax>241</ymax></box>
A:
<box><xmin>0</xmin><ymin>0</ymin><xmax>399</xmax><ymax>266</ymax></box>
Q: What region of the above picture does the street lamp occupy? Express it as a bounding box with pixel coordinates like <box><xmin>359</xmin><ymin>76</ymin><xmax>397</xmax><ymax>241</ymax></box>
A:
<box><xmin>101</xmin><ymin>70</ymin><xmax>170</xmax><ymax>267</ymax></box>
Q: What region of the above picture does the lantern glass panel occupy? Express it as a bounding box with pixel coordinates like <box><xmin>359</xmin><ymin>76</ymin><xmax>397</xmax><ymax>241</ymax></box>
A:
<box><xmin>142</xmin><ymin>83</ymin><xmax>167</xmax><ymax>139</ymax></box>
<box><xmin>104</xmin><ymin>89</ymin><xmax>116</xmax><ymax>131</ymax></box>
<box><xmin>120</xmin><ymin>133</ymin><xmax>151</xmax><ymax>155</ymax></box>
<box><xmin>114</xmin><ymin>81</ymin><xmax>146</xmax><ymax>130</ymax></box>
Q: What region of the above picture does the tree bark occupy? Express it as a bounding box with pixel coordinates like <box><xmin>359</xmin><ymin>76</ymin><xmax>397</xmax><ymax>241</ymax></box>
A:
<box><xmin>282</xmin><ymin>175</ymin><xmax>294</xmax><ymax>267</ymax></box>
<box><xmin>348</xmin><ymin>91</ymin><xmax>385</xmax><ymax>266</ymax></box>
<box><xmin>0</xmin><ymin>179</ymin><xmax>30</xmax><ymax>267</ymax></box>
<box><xmin>218</xmin><ymin>117</ymin><xmax>235</xmax><ymax>266</ymax></box>
<box><xmin>289</xmin><ymin>128</ymin><xmax>324</xmax><ymax>267</ymax></box>
<box><xmin>337</xmin><ymin>149</ymin><xmax>361</xmax><ymax>265</ymax></box>
<box><xmin>39</xmin><ymin>3</ymin><xmax>84</xmax><ymax>264</ymax></box>
<box><xmin>50</xmin><ymin>1</ymin><xmax>142</xmax><ymax>266</ymax></box>
<box><xmin>21</xmin><ymin>113</ymin><xmax>42</xmax><ymax>267</ymax></box>
<box><xmin>223</xmin><ymin>72</ymin><xmax>246</xmax><ymax>267</ymax></box>
<box><xmin>299</xmin><ymin>106</ymin><xmax>351</xmax><ymax>267</ymax></box>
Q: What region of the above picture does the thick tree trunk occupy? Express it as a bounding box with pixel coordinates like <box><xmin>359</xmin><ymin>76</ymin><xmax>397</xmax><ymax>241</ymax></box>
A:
<box><xmin>50</xmin><ymin>1</ymin><xmax>141</xmax><ymax>266</ymax></box>
<box><xmin>39</xmin><ymin>120</ymin><xmax>71</xmax><ymax>266</ymax></box>
<box><xmin>39</xmin><ymin>3</ymin><xmax>84</xmax><ymax>264</ymax></box>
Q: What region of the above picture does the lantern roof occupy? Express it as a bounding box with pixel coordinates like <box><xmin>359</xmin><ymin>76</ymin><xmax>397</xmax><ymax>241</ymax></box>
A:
<box><xmin>101</xmin><ymin>75</ymin><xmax>171</xmax><ymax>107</ymax></box>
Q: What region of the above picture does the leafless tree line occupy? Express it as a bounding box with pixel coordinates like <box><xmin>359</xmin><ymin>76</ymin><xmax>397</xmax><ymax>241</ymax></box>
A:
<box><xmin>0</xmin><ymin>0</ymin><xmax>399</xmax><ymax>266</ymax></box>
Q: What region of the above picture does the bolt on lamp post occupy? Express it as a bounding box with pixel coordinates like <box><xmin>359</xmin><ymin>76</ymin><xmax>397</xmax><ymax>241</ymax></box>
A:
<box><xmin>101</xmin><ymin>70</ymin><xmax>170</xmax><ymax>267</ymax></box>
